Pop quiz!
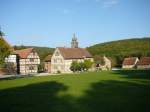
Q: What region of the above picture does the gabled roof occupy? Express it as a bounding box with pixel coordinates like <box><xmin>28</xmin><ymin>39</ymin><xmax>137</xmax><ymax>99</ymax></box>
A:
<box><xmin>123</xmin><ymin>57</ymin><xmax>138</xmax><ymax>65</ymax></box>
<box><xmin>137</xmin><ymin>57</ymin><xmax>150</xmax><ymax>65</ymax></box>
<box><xmin>44</xmin><ymin>55</ymin><xmax>52</xmax><ymax>62</ymax></box>
<box><xmin>57</xmin><ymin>47</ymin><xmax>92</xmax><ymax>59</ymax></box>
<box><xmin>13</xmin><ymin>48</ymin><xmax>34</xmax><ymax>58</ymax></box>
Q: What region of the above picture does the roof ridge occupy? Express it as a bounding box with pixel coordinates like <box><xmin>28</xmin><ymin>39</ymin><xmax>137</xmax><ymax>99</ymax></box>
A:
<box><xmin>13</xmin><ymin>48</ymin><xmax>34</xmax><ymax>58</ymax></box>
<box><xmin>57</xmin><ymin>47</ymin><xmax>92</xmax><ymax>59</ymax></box>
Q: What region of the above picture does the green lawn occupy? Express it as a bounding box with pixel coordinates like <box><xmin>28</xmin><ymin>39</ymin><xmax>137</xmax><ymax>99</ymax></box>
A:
<box><xmin>0</xmin><ymin>70</ymin><xmax>150</xmax><ymax>112</ymax></box>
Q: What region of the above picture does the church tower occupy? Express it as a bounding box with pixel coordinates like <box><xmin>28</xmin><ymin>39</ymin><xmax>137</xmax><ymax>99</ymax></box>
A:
<box><xmin>71</xmin><ymin>33</ymin><xmax>78</xmax><ymax>48</ymax></box>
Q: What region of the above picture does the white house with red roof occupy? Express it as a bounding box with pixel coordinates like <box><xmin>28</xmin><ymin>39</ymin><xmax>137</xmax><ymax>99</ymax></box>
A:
<box><xmin>137</xmin><ymin>57</ymin><xmax>150</xmax><ymax>69</ymax></box>
<box><xmin>122</xmin><ymin>57</ymin><xmax>139</xmax><ymax>69</ymax></box>
<box><xmin>5</xmin><ymin>48</ymin><xmax>40</xmax><ymax>74</ymax></box>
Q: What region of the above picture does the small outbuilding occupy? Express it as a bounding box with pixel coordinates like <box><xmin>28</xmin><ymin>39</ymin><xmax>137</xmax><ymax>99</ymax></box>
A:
<box><xmin>122</xmin><ymin>57</ymin><xmax>139</xmax><ymax>69</ymax></box>
<box><xmin>95</xmin><ymin>56</ymin><xmax>111</xmax><ymax>70</ymax></box>
<box><xmin>137</xmin><ymin>57</ymin><xmax>150</xmax><ymax>69</ymax></box>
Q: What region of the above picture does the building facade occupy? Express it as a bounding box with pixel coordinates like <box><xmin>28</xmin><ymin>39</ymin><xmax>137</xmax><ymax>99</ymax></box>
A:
<box><xmin>95</xmin><ymin>56</ymin><xmax>111</xmax><ymax>70</ymax></box>
<box><xmin>44</xmin><ymin>55</ymin><xmax>52</xmax><ymax>73</ymax></box>
<box><xmin>5</xmin><ymin>48</ymin><xmax>40</xmax><ymax>74</ymax></box>
<box><xmin>122</xmin><ymin>57</ymin><xmax>139</xmax><ymax>69</ymax></box>
<box><xmin>51</xmin><ymin>47</ymin><xmax>93</xmax><ymax>73</ymax></box>
<box><xmin>137</xmin><ymin>57</ymin><xmax>150</xmax><ymax>69</ymax></box>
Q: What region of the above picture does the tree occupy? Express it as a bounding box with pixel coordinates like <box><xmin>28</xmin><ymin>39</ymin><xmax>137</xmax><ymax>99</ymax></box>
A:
<box><xmin>38</xmin><ymin>62</ymin><xmax>44</xmax><ymax>73</ymax></box>
<box><xmin>70</xmin><ymin>60</ymin><xmax>93</xmax><ymax>72</ymax></box>
<box><xmin>84</xmin><ymin>59</ymin><xmax>93</xmax><ymax>71</ymax></box>
<box><xmin>115</xmin><ymin>55</ymin><xmax>124</xmax><ymax>67</ymax></box>
<box><xmin>0</xmin><ymin>30</ymin><xmax>12</xmax><ymax>67</ymax></box>
<box><xmin>5</xmin><ymin>62</ymin><xmax>16</xmax><ymax>74</ymax></box>
<box><xmin>0</xmin><ymin>28</ymin><xmax>5</xmax><ymax>37</ymax></box>
<box><xmin>70</xmin><ymin>61</ymin><xmax>79</xmax><ymax>72</ymax></box>
<box><xmin>79</xmin><ymin>62</ymin><xmax>86</xmax><ymax>71</ymax></box>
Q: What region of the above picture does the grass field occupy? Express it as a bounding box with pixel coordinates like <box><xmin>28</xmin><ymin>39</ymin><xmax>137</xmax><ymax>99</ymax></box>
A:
<box><xmin>0</xmin><ymin>70</ymin><xmax>150</xmax><ymax>112</ymax></box>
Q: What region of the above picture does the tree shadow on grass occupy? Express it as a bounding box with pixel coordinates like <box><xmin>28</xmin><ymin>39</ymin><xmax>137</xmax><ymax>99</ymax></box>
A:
<box><xmin>112</xmin><ymin>70</ymin><xmax>150</xmax><ymax>79</ymax></box>
<box><xmin>78</xmin><ymin>80</ymin><xmax>150</xmax><ymax>112</ymax></box>
<box><xmin>0</xmin><ymin>81</ymin><xmax>76</xmax><ymax>112</ymax></box>
<box><xmin>0</xmin><ymin>75</ymin><xmax>33</xmax><ymax>81</ymax></box>
<box><xmin>0</xmin><ymin>80</ymin><xmax>150</xmax><ymax>112</ymax></box>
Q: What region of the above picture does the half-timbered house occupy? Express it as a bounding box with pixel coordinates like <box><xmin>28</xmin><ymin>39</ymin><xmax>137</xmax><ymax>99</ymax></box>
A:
<box><xmin>6</xmin><ymin>48</ymin><xmax>40</xmax><ymax>74</ymax></box>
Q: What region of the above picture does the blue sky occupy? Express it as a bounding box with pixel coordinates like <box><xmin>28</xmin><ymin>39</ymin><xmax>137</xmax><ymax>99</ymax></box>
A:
<box><xmin>1</xmin><ymin>0</ymin><xmax>150</xmax><ymax>47</ymax></box>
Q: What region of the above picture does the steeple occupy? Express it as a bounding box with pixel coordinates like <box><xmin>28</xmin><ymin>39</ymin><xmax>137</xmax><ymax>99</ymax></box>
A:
<box><xmin>71</xmin><ymin>33</ymin><xmax>78</xmax><ymax>48</ymax></box>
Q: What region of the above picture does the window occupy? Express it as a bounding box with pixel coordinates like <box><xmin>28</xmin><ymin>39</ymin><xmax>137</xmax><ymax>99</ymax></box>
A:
<box><xmin>29</xmin><ymin>66</ymin><xmax>34</xmax><ymax>70</ymax></box>
<box><xmin>30</xmin><ymin>58</ymin><xmax>34</xmax><ymax>62</ymax></box>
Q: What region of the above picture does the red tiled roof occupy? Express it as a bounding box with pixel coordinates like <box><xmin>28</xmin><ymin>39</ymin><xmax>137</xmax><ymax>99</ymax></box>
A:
<box><xmin>123</xmin><ymin>57</ymin><xmax>138</xmax><ymax>65</ymax></box>
<box><xmin>58</xmin><ymin>47</ymin><xmax>92</xmax><ymax>59</ymax></box>
<box><xmin>44</xmin><ymin>55</ymin><xmax>52</xmax><ymax>62</ymax></box>
<box><xmin>137</xmin><ymin>57</ymin><xmax>150</xmax><ymax>65</ymax></box>
<box><xmin>13</xmin><ymin>48</ymin><xmax>34</xmax><ymax>58</ymax></box>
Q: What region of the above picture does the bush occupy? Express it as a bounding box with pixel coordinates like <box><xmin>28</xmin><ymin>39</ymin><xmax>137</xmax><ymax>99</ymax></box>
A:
<box><xmin>70</xmin><ymin>60</ymin><xmax>93</xmax><ymax>72</ymax></box>
<box><xmin>38</xmin><ymin>63</ymin><xmax>44</xmax><ymax>73</ymax></box>
<box><xmin>70</xmin><ymin>61</ymin><xmax>79</xmax><ymax>72</ymax></box>
<box><xmin>57</xmin><ymin>70</ymin><xmax>61</xmax><ymax>74</ymax></box>
<box><xmin>84</xmin><ymin>60</ymin><xmax>93</xmax><ymax>71</ymax></box>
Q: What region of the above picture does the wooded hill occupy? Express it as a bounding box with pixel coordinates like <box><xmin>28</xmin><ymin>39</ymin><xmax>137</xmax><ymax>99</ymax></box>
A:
<box><xmin>87</xmin><ymin>38</ymin><xmax>150</xmax><ymax>67</ymax></box>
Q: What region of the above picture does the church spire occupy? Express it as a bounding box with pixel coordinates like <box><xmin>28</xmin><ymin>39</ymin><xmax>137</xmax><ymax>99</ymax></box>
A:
<box><xmin>71</xmin><ymin>33</ymin><xmax>78</xmax><ymax>48</ymax></box>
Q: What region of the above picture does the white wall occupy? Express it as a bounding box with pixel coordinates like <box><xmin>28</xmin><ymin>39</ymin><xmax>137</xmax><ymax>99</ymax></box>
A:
<box><xmin>19</xmin><ymin>52</ymin><xmax>40</xmax><ymax>74</ymax></box>
<box><xmin>137</xmin><ymin>65</ymin><xmax>150</xmax><ymax>69</ymax></box>
<box><xmin>51</xmin><ymin>48</ymin><xmax>65</xmax><ymax>73</ymax></box>
<box><xmin>51</xmin><ymin>48</ymin><xmax>94</xmax><ymax>73</ymax></box>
